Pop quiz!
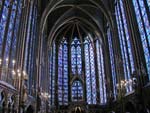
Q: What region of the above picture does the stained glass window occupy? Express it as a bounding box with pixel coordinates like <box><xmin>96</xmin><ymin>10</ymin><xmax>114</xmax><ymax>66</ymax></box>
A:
<box><xmin>84</xmin><ymin>39</ymin><xmax>91</xmax><ymax>104</ymax></box>
<box><xmin>115</xmin><ymin>0</ymin><xmax>135</xmax><ymax>92</ymax></box>
<box><xmin>72</xmin><ymin>80</ymin><xmax>83</xmax><ymax>102</ymax></box>
<box><xmin>0</xmin><ymin>0</ymin><xmax>23</xmax><ymax>82</ymax></box>
<box><xmin>49</xmin><ymin>43</ymin><xmax>56</xmax><ymax>105</ymax></box>
<box><xmin>71</xmin><ymin>37</ymin><xmax>82</xmax><ymax>75</ymax></box>
<box><xmin>77</xmin><ymin>46</ymin><xmax>82</xmax><ymax>74</ymax></box>
<box><xmin>10</xmin><ymin>0</ymin><xmax>22</xmax><ymax>60</ymax></box>
<box><xmin>96</xmin><ymin>40</ymin><xmax>107</xmax><ymax>104</ymax></box>
<box><xmin>50</xmin><ymin>35</ymin><xmax>108</xmax><ymax>105</ymax></box>
<box><xmin>0</xmin><ymin>0</ymin><xmax>37</xmax><ymax>91</ymax></box>
<box><xmin>84</xmin><ymin>38</ymin><xmax>97</xmax><ymax>104</ymax></box>
<box><xmin>71</xmin><ymin>45</ymin><xmax>76</xmax><ymax>74</ymax></box>
<box><xmin>58</xmin><ymin>39</ymin><xmax>68</xmax><ymax>105</ymax></box>
<box><xmin>4</xmin><ymin>0</ymin><xmax>17</xmax><ymax>61</ymax></box>
<box><xmin>107</xmin><ymin>28</ymin><xmax>117</xmax><ymax>99</ymax></box>
<box><xmin>0</xmin><ymin>0</ymin><xmax>10</xmax><ymax>56</ymax></box>
<box><xmin>132</xmin><ymin>0</ymin><xmax>150</xmax><ymax>79</ymax></box>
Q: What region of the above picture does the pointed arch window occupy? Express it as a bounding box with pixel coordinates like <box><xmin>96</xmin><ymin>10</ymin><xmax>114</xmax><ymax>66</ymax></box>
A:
<box><xmin>71</xmin><ymin>37</ymin><xmax>82</xmax><ymax>75</ymax></box>
<box><xmin>107</xmin><ymin>28</ymin><xmax>117</xmax><ymax>99</ymax></box>
<box><xmin>115</xmin><ymin>0</ymin><xmax>135</xmax><ymax>92</ymax></box>
<box><xmin>96</xmin><ymin>39</ymin><xmax>107</xmax><ymax>104</ymax></box>
<box><xmin>50</xmin><ymin>35</ymin><xmax>108</xmax><ymax>105</ymax></box>
<box><xmin>49</xmin><ymin>43</ymin><xmax>56</xmax><ymax>105</ymax></box>
<box><xmin>4</xmin><ymin>0</ymin><xmax>17</xmax><ymax>60</ymax></box>
<box><xmin>132</xmin><ymin>0</ymin><xmax>150</xmax><ymax>79</ymax></box>
<box><xmin>84</xmin><ymin>38</ymin><xmax>97</xmax><ymax>104</ymax></box>
<box><xmin>58</xmin><ymin>39</ymin><xmax>68</xmax><ymax>105</ymax></box>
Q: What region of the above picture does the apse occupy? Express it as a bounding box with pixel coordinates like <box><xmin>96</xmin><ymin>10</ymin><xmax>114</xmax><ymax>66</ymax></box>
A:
<box><xmin>49</xmin><ymin>23</ymin><xmax>107</xmax><ymax>106</ymax></box>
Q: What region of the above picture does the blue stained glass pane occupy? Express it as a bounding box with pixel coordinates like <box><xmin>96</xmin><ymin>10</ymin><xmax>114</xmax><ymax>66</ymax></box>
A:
<box><xmin>89</xmin><ymin>44</ymin><xmax>97</xmax><ymax>104</ymax></box>
<box><xmin>71</xmin><ymin>37</ymin><xmax>82</xmax><ymax>75</ymax></box>
<box><xmin>77</xmin><ymin>46</ymin><xmax>82</xmax><ymax>75</ymax></box>
<box><xmin>72</xmin><ymin>80</ymin><xmax>83</xmax><ymax>101</ymax></box>
<box><xmin>115</xmin><ymin>3</ymin><xmax>127</xmax><ymax>82</ymax></box>
<box><xmin>52</xmin><ymin>43</ymin><xmax>56</xmax><ymax>105</ymax></box>
<box><xmin>63</xmin><ymin>44</ymin><xmax>68</xmax><ymax>105</ymax></box>
<box><xmin>10</xmin><ymin>0</ymin><xmax>22</xmax><ymax>60</ymax></box>
<box><xmin>84</xmin><ymin>38</ymin><xmax>98</xmax><ymax>104</ymax></box>
<box><xmin>58</xmin><ymin>44</ymin><xmax>63</xmax><ymax>103</ymax></box>
<box><xmin>120</xmin><ymin>0</ymin><xmax>135</xmax><ymax>74</ymax></box>
<box><xmin>138</xmin><ymin>0</ymin><xmax>150</xmax><ymax>45</ymax></box>
<box><xmin>4</xmin><ymin>1</ymin><xmax>17</xmax><ymax>60</ymax></box>
<box><xmin>132</xmin><ymin>0</ymin><xmax>150</xmax><ymax>79</ymax></box>
<box><xmin>120</xmin><ymin>0</ymin><xmax>133</xmax><ymax>82</ymax></box>
<box><xmin>0</xmin><ymin>0</ymin><xmax>10</xmax><ymax>56</ymax></box>
<box><xmin>49</xmin><ymin>52</ymin><xmax>52</xmax><ymax>102</ymax></box>
<box><xmin>71</xmin><ymin>46</ymin><xmax>76</xmax><ymax>74</ymax></box>
<box><xmin>115</xmin><ymin>0</ymin><xmax>135</xmax><ymax>92</ymax></box>
<box><xmin>58</xmin><ymin>40</ymin><xmax>68</xmax><ymax>105</ymax></box>
<box><xmin>84</xmin><ymin>42</ymin><xmax>92</xmax><ymax>104</ymax></box>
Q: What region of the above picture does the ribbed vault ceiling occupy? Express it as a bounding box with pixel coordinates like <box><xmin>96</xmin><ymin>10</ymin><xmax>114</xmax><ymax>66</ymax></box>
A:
<box><xmin>40</xmin><ymin>0</ymin><xmax>113</xmax><ymax>46</ymax></box>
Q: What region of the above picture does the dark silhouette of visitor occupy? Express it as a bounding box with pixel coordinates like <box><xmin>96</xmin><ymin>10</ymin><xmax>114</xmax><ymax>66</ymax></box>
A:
<box><xmin>26</xmin><ymin>105</ymin><xmax>34</xmax><ymax>113</ymax></box>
